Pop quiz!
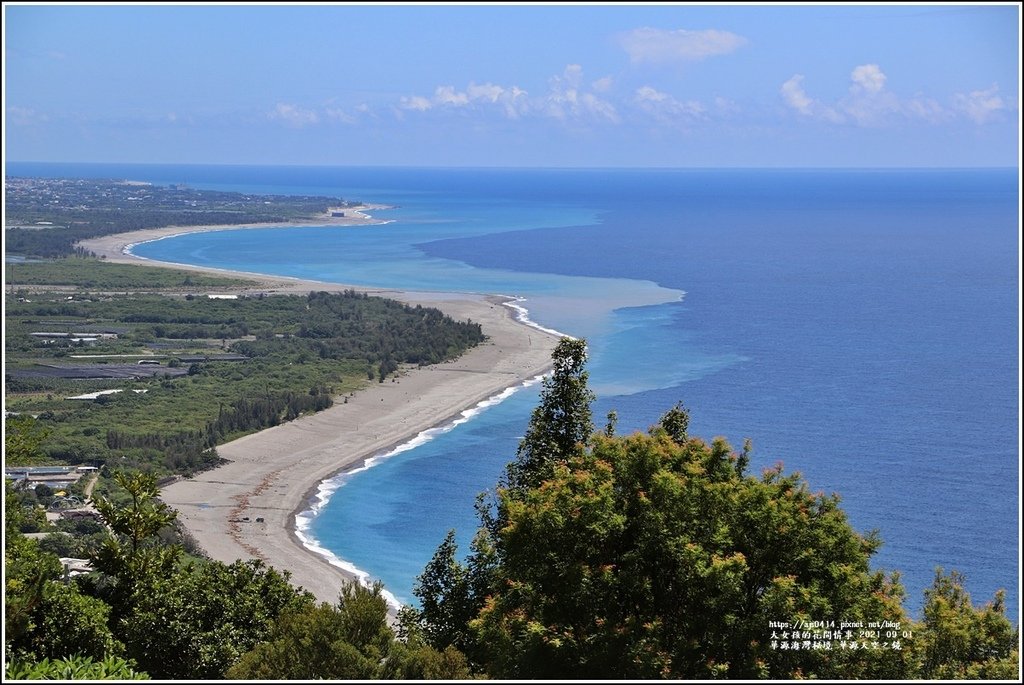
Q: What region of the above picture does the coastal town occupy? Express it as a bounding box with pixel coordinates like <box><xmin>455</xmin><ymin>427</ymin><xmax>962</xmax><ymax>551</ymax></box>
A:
<box><xmin>4</xmin><ymin>175</ymin><xmax>356</xmax><ymax>228</ymax></box>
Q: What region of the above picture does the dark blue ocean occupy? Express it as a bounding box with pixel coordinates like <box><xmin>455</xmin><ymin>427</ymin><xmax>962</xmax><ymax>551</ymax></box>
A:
<box><xmin>8</xmin><ymin>162</ymin><xmax>1019</xmax><ymax>621</ymax></box>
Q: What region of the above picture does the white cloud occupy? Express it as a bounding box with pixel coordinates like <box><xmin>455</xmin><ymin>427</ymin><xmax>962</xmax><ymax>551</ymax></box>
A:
<box><xmin>544</xmin><ymin>67</ymin><xmax>579</xmax><ymax>119</ymax></box>
<box><xmin>545</xmin><ymin>64</ymin><xmax>619</xmax><ymax>123</ymax></box>
<box><xmin>900</xmin><ymin>95</ymin><xmax>949</xmax><ymax>124</ymax></box>
<box><xmin>779</xmin><ymin>64</ymin><xmax>989</xmax><ymax>127</ymax></box>
<box><xmin>580</xmin><ymin>92</ymin><xmax>620</xmax><ymax>123</ymax></box>
<box><xmin>850</xmin><ymin>64</ymin><xmax>886</xmax><ymax>94</ymax></box>
<box><xmin>467</xmin><ymin>83</ymin><xmax>504</xmax><ymax>103</ymax></box>
<box><xmin>634</xmin><ymin>86</ymin><xmax>704</xmax><ymax>121</ymax></box>
<box><xmin>840</xmin><ymin>66</ymin><xmax>901</xmax><ymax>126</ymax></box>
<box><xmin>398</xmin><ymin>66</ymin><xmax>615</xmax><ymax>124</ymax></box>
<box><xmin>400</xmin><ymin>82</ymin><xmax>529</xmax><ymax>118</ymax></box>
<box><xmin>780</xmin><ymin>75</ymin><xmax>813</xmax><ymax>115</ymax></box>
<box><xmin>268</xmin><ymin>103</ymin><xmax>319</xmax><ymax>127</ymax></box>
<box><xmin>953</xmin><ymin>85</ymin><xmax>1005</xmax><ymax>124</ymax></box>
<box><xmin>434</xmin><ymin>85</ymin><xmax>469</xmax><ymax>107</ymax></box>
<box><xmin>399</xmin><ymin>66</ymin><xmax>767</xmax><ymax>130</ymax></box>
<box><xmin>782</xmin><ymin>75</ymin><xmax>846</xmax><ymax>122</ymax></box>
<box><xmin>562</xmin><ymin>64</ymin><xmax>584</xmax><ymax>88</ymax></box>
<box><xmin>619</xmin><ymin>27</ymin><xmax>747</xmax><ymax>64</ymax></box>
<box><xmin>270</xmin><ymin>99</ymin><xmax>366</xmax><ymax>125</ymax></box>
<box><xmin>501</xmin><ymin>86</ymin><xmax>530</xmax><ymax>119</ymax></box>
<box><xmin>399</xmin><ymin>95</ymin><xmax>433</xmax><ymax>111</ymax></box>
<box><xmin>634</xmin><ymin>86</ymin><xmax>665</xmax><ymax>104</ymax></box>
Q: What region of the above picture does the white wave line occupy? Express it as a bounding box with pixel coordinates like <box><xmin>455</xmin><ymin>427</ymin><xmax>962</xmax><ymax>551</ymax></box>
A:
<box><xmin>295</xmin><ymin>369</ymin><xmax>547</xmax><ymax>611</ymax></box>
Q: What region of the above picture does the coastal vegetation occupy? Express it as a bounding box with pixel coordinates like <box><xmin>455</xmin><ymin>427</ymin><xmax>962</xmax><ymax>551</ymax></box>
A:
<box><xmin>5</xmin><ymin>284</ymin><xmax>484</xmax><ymax>476</ymax></box>
<box><xmin>5</xmin><ymin>338</ymin><xmax>1017</xmax><ymax>679</ymax></box>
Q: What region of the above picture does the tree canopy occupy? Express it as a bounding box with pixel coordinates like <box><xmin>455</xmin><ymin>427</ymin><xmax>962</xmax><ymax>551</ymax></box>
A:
<box><xmin>227</xmin><ymin>581</ymin><xmax>471</xmax><ymax>680</ymax></box>
<box><xmin>504</xmin><ymin>336</ymin><xmax>594</xmax><ymax>493</ymax></box>
<box><xmin>411</xmin><ymin>337</ymin><xmax>1019</xmax><ymax>680</ymax></box>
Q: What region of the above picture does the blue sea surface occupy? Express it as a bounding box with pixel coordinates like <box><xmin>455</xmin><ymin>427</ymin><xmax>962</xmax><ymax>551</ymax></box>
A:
<box><xmin>9</xmin><ymin>163</ymin><xmax>1019</xmax><ymax>621</ymax></box>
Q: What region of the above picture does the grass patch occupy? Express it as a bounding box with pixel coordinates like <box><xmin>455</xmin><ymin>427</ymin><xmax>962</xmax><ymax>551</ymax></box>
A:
<box><xmin>6</xmin><ymin>258</ymin><xmax>257</xmax><ymax>290</ymax></box>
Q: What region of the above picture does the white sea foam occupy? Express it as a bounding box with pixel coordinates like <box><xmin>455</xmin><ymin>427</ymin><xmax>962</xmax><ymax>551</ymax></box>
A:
<box><xmin>123</xmin><ymin>230</ymin><xmax>188</xmax><ymax>256</ymax></box>
<box><xmin>295</xmin><ymin>361</ymin><xmax>548</xmax><ymax>611</ymax></box>
<box><xmin>501</xmin><ymin>296</ymin><xmax>573</xmax><ymax>339</ymax></box>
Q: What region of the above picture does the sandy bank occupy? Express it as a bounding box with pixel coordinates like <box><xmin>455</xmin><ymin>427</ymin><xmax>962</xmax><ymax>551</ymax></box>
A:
<box><xmin>75</xmin><ymin>223</ymin><xmax>561</xmax><ymax>605</ymax></box>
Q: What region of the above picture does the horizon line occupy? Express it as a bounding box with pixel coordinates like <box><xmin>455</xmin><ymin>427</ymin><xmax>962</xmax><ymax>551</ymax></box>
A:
<box><xmin>5</xmin><ymin>160</ymin><xmax>1020</xmax><ymax>172</ymax></box>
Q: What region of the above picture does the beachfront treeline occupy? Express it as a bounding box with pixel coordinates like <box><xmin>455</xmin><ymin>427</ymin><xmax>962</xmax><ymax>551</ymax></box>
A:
<box><xmin>4</xmin><ymin>340</ymin><xmax>1018</xmax><ymax>680</ymax></box>
<box><xmin>5</xmin><ymin>288</ymin><xmax>483</xmax><ymax>477</ymax></box>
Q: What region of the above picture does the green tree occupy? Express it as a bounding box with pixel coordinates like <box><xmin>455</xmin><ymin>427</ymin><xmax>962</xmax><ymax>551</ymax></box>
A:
<box><xmin>4</xmin><ymin>479</ymin><xmax>49</xmax><ymax>537</ymax></box>
<box><xmin>504</xmin><ymin>337</ymin><xmax>594</xmax><ymax>494</ymax></box>
<box><xmin>89</xmin><ymin>471</ymin><xmax>180</xmax><ymax>615</ymax></box>
<box><xmin>410</xmin><ymin>530</ymin><xmax>473</xmax><ymax>651</ymax></box>
<box><xmin>386</xmin><ymin>641</ymin><xmax>472</xmax><ymax>680</ymax></box>
<box><xmin>604</xmin><ymin>409</ymin><xmax>618</xmax><ymax>437</ymax></box>
<box><xmin>4</xmin><ymin>415</ymin><xmax>50</xmax><ymax>465</ymax></box>
<box><xmin>116</xmin><ymin>559</ymin><xmax>314</xmax><ymax>679</ymax></box>
<box><xmin>408</xmin><ymin>519</ymin><xmax>501</xmax><ymax>670</ymax></box>
<box><xmin>912</xmin><ymin>568</ymin><xmax>1019</xmax><ymax>679</ymax></box>
<box><xmin>469</xmin><ymin>429</ymin><xmax>915</xmax><ymax>679</ymax></box>
<box><xmin>5</xmin><ymin>492</ymin><xmax>125</xmax><ymax>668</ymax></box>
<box><xmin>658</xmin><ymin>401</ymin><xmax>689</xmax><ymax>444</ymax></box>
<box><xmin>226</xmin><ymin>580</ymin><xmax>463</xmax><ymax>680</ymax></box>
<box><xmin>4</xmin><ymin>529</ymin><xmax>63</xmax><ymax>656</ymax></box>
<box><xmin>10</xmin><ymin>582</ymin><xmax>124</xmax><ymax>663</ymax></box>
<box><xmin>227</xmin><ymin>581</ymin><xmax>391</xmax><ymax>679</ymax></box>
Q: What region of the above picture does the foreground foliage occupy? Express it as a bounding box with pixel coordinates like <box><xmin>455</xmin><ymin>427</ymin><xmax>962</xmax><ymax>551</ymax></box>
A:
<box><xmin>5</xmin><ymin>655</ymin><xmax>148</xmax><ymax>680</ymax></box>
<box><xmin>227</xmin><ymin>582</ymin><xmax>471</xmax><ymax>680</ymax></box>
<box><xmin>409</xmin><ymin>338</ymin><xmax>1019</xmax><ymax>679</ymax></box>
<box><xmin>4</xmin><ymin>473</ymin><xmax>472</xmax><ymax>680</ymax></box>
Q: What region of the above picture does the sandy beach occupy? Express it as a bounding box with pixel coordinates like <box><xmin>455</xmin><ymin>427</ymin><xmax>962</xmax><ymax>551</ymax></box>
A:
<box><xmin>76</xmin><ymin>221</ymin><xmax>561</xmax><ymax>606</ymax></box>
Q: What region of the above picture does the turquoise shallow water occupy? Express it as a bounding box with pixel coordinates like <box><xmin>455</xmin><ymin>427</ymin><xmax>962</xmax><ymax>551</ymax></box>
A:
<box><xmin>10</xmin><ymin>163</ymin><xmax>1019</xmax><ymax>620</ymax></box>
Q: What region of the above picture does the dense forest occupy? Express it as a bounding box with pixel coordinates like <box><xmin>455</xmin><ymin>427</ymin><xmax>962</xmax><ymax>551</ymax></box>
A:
<box><xmin>4</xmin><ymin>340</ymin><xmax>1018</xmax><ymax>679</ymax></box>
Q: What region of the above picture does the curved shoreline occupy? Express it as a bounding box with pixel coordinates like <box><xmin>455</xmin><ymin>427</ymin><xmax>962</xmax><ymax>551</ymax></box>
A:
<box><xmin>293</xmin><ymin>370</ymin><xmax>548</xmax><ymax>610</ymax></box>
<box><xmin>75</xmin><ymin>222</ymin><xmax>562</xmax><ymax>608</ymax></box>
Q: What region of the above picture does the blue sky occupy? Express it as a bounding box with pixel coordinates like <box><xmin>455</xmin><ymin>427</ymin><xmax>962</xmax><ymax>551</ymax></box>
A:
<box><xmin>3</xmin><ymin>2</ymin><xmax>1020</xmax><ymax>167</ymax></box>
